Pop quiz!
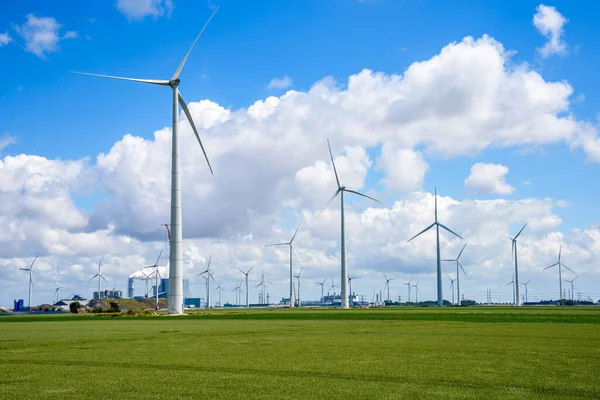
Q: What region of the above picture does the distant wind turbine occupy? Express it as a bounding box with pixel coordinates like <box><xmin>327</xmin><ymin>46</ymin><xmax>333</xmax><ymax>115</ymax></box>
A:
<box><xmin>266</xmin><ymin>223</ymin><xmax>302</xmax><ymax>308</ymax></box>
<box><xmin>19</xmin><ymin>255</ymin><xmax>38</xmax><ymax>310</ymax></box>
<box><xmin>407</xmin><ymin>188</ymin><xmax>463</xmax><ymax>307</ymax></box>
<box><xmin>506</xmin><ymin>275</ymin><xmax>515</xmax><ymax>305</ymax></box>
<box><xmin>90</xmin><ymin>257</ymin><xmax>107</xmax><ymax>300</ymax></box>
<box><xmin>383</xmin><ymin>274</ymin><xmax>394</xmax><ymax>302</ymax></box>
<box><xmin>145</xmin><ymin>250</ymin><xmax>163</xmax><ymax>310</ymax></box>
<box><xmin>442</xmin><ymin>243</ymin><xmax>467</xmax><ymax>306</ymax></box>
<box><xmin>239</xmin><ymin>266</ymin><xmax>254</xmax><ymax>307</ymax></box>
<box><xmin>74</xmin><ymin>8</ymin><xmax>219</xmax><ymax>315</ymax></box>
<box><xmin>348</xmin><ymin>276</ymin><xmax>359</xmax><ymax>307</ymax></box>
<box><xmin>508</xmin><ymin>223</ymin><xmax>527</xmax><ymax>306</ymax></box>
<box><xmin>317</xmin><ymin>139</ymin><xmax>380</xmax><ymax>309</ymax></box>
<box><xmin>403</xmin><ymin>279</ymin><xmax>413</xmax><ymax>303</ymax></box>
<box><xmin>520</xmin><ymin>278</ymin><xmax>531</xmax><ymax>304</ymax></box>
<box><xmin>214</xmin><ymin>281</ymin><xmax>224</xmax><ymax>307</ymax></box>
<box><xmin>447</xmin><ymin>275</ymin><xmax>456</xmax><ymax>305</ymax></box>
<box><xmin>315</xmin><ymin>278</ymin><xmax>327</xmax><ymax>301</ymax></box>
<box><xmin>544</xmin><ymin>245</ymin><xmax>574</xmax><ymax>303</ymax></box>
<box><xmin>563</xmin><ymin>276</ymin><xmax>578</xmax><ymax>302</ymax></box>
<box><xmin>54</xmin><ymin>282</ymin><xmax>62</xmax><ymax>304</ymax></box>
<box><xmin>293</xmin><ymin>267</ymin><xmax>304</xmax><ymax>307</ymax></box>
<box><xmin>412</xmin><ymin>279</ymin><xmax>421</xmax><ymax>303</ymax></box>
<box><xmin>199</xmin><ymin>256</ymin><xmax>215</xmax><ymax>308</ymax></box>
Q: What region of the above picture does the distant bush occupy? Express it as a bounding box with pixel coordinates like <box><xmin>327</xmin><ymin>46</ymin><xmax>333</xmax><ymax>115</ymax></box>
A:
<box><xmin>70</xmin><ymin>302</ymin><xmax>81</xmax><ymax>313</ymax></box>
<box><xmin>91</xmin><ymin>307</ymin><xmax>104</xmax><ymax>313</ymax></box>
<box><xmin>109</xmin><ymin>301</ymin><xmax>121</xmax><ymax>312</ymax></box>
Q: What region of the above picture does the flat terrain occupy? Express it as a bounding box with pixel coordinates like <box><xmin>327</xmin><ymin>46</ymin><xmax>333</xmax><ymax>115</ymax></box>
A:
<box><xmin>1</xmin><ymin>307</ymin><xmax>599</xmax><ymax>399</ymax></box>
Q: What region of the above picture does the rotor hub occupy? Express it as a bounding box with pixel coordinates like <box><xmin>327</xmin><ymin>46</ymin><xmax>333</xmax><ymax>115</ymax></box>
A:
<box><xmin>169</xmin><ymin>78</ymin><xmax>181</xmax><ymax>87</ymax></box>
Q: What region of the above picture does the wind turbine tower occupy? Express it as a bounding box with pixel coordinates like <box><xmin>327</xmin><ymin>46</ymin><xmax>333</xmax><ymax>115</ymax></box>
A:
<box><xmin>442</xmin><ymin>243</ymin><xmax>467</xmax><ymax>306</ymax></box>
<box><xmin>508</xmin><ymin>224</ymin><xmax>527</xmax><ymax>306</ymax></box>
<box><xmin>319</xmin><ymin>139</ymin><xmax>379</xmax><ymax>308</ymax></box>
<box><xmin>543</xmin><ymin>245</ymin><xmax>574</xmax><ymax>303</ymax></box>
<box><xmin>266</xmin><ymin>223</ymin><xmax>303</xmax><ymax>308</ymax></box>
<box><xmin>19</xmin><ymin>255</ymin><xmax>38</xmax><ymax>311</ymax></box>
<box><xmin>407</xmin><ymin>188</ymin><xmax>463</xmax><ymax>307</ymax></box>
<box><xmin>239</xmin><ymin>266</ymin><xmax>254</xmax><ymax>307</ymax></box>
<box><xmin>75</xmin><ymin>8</ymin><xmax>219</xmax><ymax>315</ymax></box>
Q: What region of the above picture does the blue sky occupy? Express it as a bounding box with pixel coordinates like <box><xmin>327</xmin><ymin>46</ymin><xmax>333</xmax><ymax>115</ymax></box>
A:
<box><xmin>1</xmin><ymin>0</ymin><xmax>600</xmax><ymax>306</ymax></box>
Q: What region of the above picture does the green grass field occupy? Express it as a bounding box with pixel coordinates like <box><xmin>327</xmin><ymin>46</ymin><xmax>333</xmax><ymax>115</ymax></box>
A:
<box><xmin>1</xmin><ymin>307</ymin><xmax>599</xmax><ymax>399</ymax></box>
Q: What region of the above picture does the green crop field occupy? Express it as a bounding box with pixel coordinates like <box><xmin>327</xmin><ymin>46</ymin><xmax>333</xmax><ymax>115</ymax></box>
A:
<box><xmin>1</xmin><ymin>307</ymin><xmax>599</xmax><ymax>399</ymax></box>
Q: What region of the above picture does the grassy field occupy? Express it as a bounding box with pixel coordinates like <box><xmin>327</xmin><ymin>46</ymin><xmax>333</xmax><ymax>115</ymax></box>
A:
<box><xmin>1</xmin><ymin>307</ymin><xmax>599</xmax><ymax>399</ymax></box>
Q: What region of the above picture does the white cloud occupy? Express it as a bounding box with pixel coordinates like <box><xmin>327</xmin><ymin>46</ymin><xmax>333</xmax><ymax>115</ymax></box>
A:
<box><xmin>464</xmin><ymin>162</ymin><xmax>514</xmax><ymax>196</ymax></box>
<box><xmin>0</xmin><ymin>32</ymin><xmax>12</xmax><ymax>46</ymax></box>
<box><xmin>533</xmin><ymin>4</ymin><xmax>568</xmax><ymax>58</ymax></box>
<box><xmin>13</xmin><ymin>14</ymin><xmax>77</xmax><ymax>59</ymax></box>
<box><xmin>0</xmin><ymin>135</ymin><xmax>15</xmax><ymax>154</ymax></box>
<box><xmin>268</xmin><ymin>76</ymin><xmax>293</xmax><ymax>89</ymax></box>
<box><xmin>3</xmin><ymin>33</ymin><xmax>600</xmax><ymax>307</ymax></box>
<box><xmin>116</xmin><ymin>0</ymin><xmax>174</xmax><ymax>20</ymax></box>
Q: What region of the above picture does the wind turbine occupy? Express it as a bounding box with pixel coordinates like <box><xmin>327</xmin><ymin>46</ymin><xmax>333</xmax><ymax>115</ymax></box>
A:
<box><xmin>563</xmin><ymin>276</ymin><xmax>578</xmax><ymax>302</ymax></box>
<box><xmin>508</xmin><ymin>223</ymin><xmax>527</xmax><ymax>307</ymax></box>
<box><xmin>90</xmin><ymin>257</ymin><xmax>107</xmax><ymax>300</ymax></box>
<box><xmin>74</xmin><ymin>8</ymin><xmax>219</xmax><ymax>315</ymax></box>
<box><xmin>403</xmin><ymin>279</ymin><xmax>413</xmax><ymax>303</ymax></box>
<box><xmin>412</xmin><ymin>279</ymin><xmax>421</xmax><ymax>303</ymax></box>
<box><xmin>383</xmin><ymin>274</ymin><xmax>394</xmax><ymax>302</ymax></box>
<box><xmin>54</xmin><ymin>282</ymin><xmax>62</xmax><ymax>304</ymax></box>
<box><xmin>214</xmin><ymin>281</ymin><xmax>224</xmax><ymax>307</ymax></box>
<box><xmin>506</xmin><ymin>275</ymin><xmax>515</xmax><ymax>305</ymax></box>
<box><xmin>315</xmin><ymin>278</ymin><xmax>327</xmax><ymax>301</ymax></box>
<box><xmin>199</xmin><ymin>256</ymin><xmax>214</xmax><ymax>308</ymax></box>
<box><xmin>447</xmin><ymin>275</ymin><xmax>456</xmax><ymax>305</ymax></box>
<box><xmin>328</xmin><ymin>277</ymin><xmax>339</xmax><ymax>297</ymax></box>
<box><xmin>407</xmin><ymin>188</ymin><xmax>463</xmax><ymax>307</ymax></box>
<box><xmin>145</xmin><ymin>250</ymin><xmax>163</xmax><ymax>310</ymax></box>
<box><xmin>239</xmin><ymin>266</ymin><xmax>254</xmax><ymax>307</ymax></box>
<box><xmin>317</xmin><ymin>139</ymin><xmax>380</xmax><ymax>309</ymax></box>
<box><xmin>19</xmin><ymin>255</ymin><xmax>38</xmax><ymax>311</ymax></box>
<box><xmin>266</xmin><ymin>223</ymin><xmax>302</xmax><ymax>308</ymax></box>
<box><xmin>442</xmin><ymin>243</ymin><xmax>467</xmax><ymax>306</ymax></box>
<box><xmin>520</xmin><ymin>278</ymin><xmax>531</xmax><ymax>304</ymax></box>
<box><xmin>543</xmin><ymin>245</ymin><xmax>574</xmax><ymax>303</ymax></box>
<box><xmin>348</xmin><ymin>276</ymin><xmax>359</xmax><ymax>307</ymax></box>
<box><xmin>293</xmin><ymin>267</ymin><xmax>304</xmax><ymax>307</ymax></box>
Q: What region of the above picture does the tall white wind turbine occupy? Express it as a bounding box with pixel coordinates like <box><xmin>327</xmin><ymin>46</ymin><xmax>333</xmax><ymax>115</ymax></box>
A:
<box><xmin>239</xmin><ymin>266</ymin><xmax>254</xmax><ymax>307</ymax></box>
<box><xmin>543</xmin><ymin>245</ymin><xmax>574</xmax><ymax>303</ymax></box>
<box><xmin>442</xmin><ymin>243</ymin><xmax>467</xmax><ymax>306</ymax></box>
<box><xmin>407</xmin><ymin>188</ymin><xmax>463</xmax><ymax>307</ymax></box>
<box><xmin>19</xmin><ymin>255</ymin><xmax>38</xmax><ymax>311</ymax></box>
<box><xmin>266</xmin><ymin>223</ymin><xmax>303</xmax><ymax>308</ymax></box>
<box><xmin>74</xmin><ymin>8</ymin><xmax>219</xmax><ymax>315</ymax></box>
<box><xmin>90</xmin><ymin>257</ymin><xmax>107</xmax><ymax>300</ymax></box>
<box><xmin>318</xmin><ymin>139</ymin><xmax>380</xmax><ymax>309</ymax></box>
<box><xmin>508</xmin><ymin>223</ymin><xmax>527</xmax><ymax>306</ymax></box>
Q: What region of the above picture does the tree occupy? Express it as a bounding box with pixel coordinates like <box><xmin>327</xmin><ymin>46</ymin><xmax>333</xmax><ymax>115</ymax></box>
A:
<box><xmin>69</xmin><ymin>302</ymin><xmax>81</xmax><ymax>314</ymax></box>
<box><xmin>109</xmin><ymin>301</ymin><xmax>120</xmax><ymax>313</ymax></box>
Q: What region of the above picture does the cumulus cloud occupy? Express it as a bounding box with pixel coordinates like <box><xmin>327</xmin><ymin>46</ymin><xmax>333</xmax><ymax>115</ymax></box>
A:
<box><xmin>3</xmin><ymin>34</ymin><xmax>600</xmax><ymax>307</ymax></box>
<box><xmin>464</xmin><ymin>162</ymin><xmax>514</xmax><ymax>196</ymax></box>
<box><xmin>267</xmin><ymin>76</ymin><xmax>293</xmax><ymax>89</ymax></box>
<box><xmin>13</xmin><ymin>14</ymin><xmax>77</xmax><ymax>59</ymax></box>
<box><xmin>0</xmin><ymin>32</ymin><xmax>12</xmax><ymax>46</ymax></box>
<box><xmin>116</xmin><ymin>0</ymin><xmax>174</xmax><ymax>20</ymax></box>
<box><xmin>533</xmin><ymin>4</ymin><xmax>568</xmax><ymax>58</ymax></box>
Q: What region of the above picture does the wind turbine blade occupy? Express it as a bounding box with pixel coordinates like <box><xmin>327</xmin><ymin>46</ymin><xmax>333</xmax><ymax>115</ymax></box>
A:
<box><xmin>561</xmin><ymin>263</ymin><xmax>575</xmax><ymax>274</ymax></box>
<box><xmin>172</xmin><ymin>6</ymin><xmax>219</xmax><ymax>80</ymax></box>
<box><xmin>514</xmin><ymin>223</ymin><xmax>527</xmax><ymax>240</ymax></box>
<box><xmin>72</xmin><ymin>71</ymin><xmax>169</xmax><ymax>85</ymax></box>
<box><xmin>558</xmin><ymin>245</ymin><xmax>562</xmax><ymax>262</ymax></box>
<box><xmin>247</xmin><ymin>266</ymin><xmax>254</xmax><ymax>274</ymax></box>
<box><xmin>207</xmin><ymin>255</ymin><xmax>212</xmax><ymax>269</ymax></box>
<box><xmin>383</xmin><ymin>273</ymin><xmax>388</xmax><ymax>281</ymax></box>
<box><xmin>438</xmin><ymin>223</ymin><xmax>463</xmax><ymax>239</ymax></box>
<box><xmin>407</xmin><ymin>223</ymin><xmax>435</xmax><ymax>242</ymax></box>
<box><xmin>315</xmin><ymin>189</ymin><xmax>341</xmax><ymax>220</ymax></box>
<box><xmin>265</xmin><ymin>243</ymin><xmax>288</xmax><ymax>247</ymax></box>
<box><xmin>178</xmin><ymin>92</ymin><xmax>213</xmax><ymax>175</ymax></box>
<box><xmin>292</xmin><ymin>247</ymin><xmax>304</xmax><ymax>266</ymax></box>
<box><xmin>154</xmin><ymin>250</ymin><xmax>163</xmax><ymax>266</ymax></box>
<box><xmin>290</xmin><ymin>222</ymin><xmax>301</xmax><ymax>244</ymax></box>
<box><xmin>572</xmin><ymin>276</ymin><xmax>578</xmax><ymax>283</ymax></box>
<box><xmin>89</xmin><ymin>274</ymin><xmax>99</xmax><ymax>281</ymax></box>
<box><xmin>345</xmin><ymin>189</ymin><xmax>380</xmax><ymax>203</ymax></box>
<box><xmin>458</xmin><ymin>261</ymin><xmax>467</xmax><ymax>276</ymax></box>
<box><xmin>457</xmin><ymin>243</ymin><xmax>467</xmax><ymax>260</ymax></box>
<box><xmin>238</xmin><ymin>269</ymin><xmax>246</xmax><ymax>275</ymax></box>
<box><xmin>441</xmin><ymin>259</ymin><xmax>455</xmax><ymax>262</ymax></box>
<box><xmin>543</xmin><ymin>263</ymin><xmax>559</xmax><ymax>270</ymax></box>
<box><xmin>327</xmin><ymin>139</ymin><xmax>341</xmax><ymax>189</ymax></box>
<box><xmin>29</xmin><ymin>254</ymin><xmax>39</xmax><ymax>270</ymax></box>
<box><xmin>101</xmin><ymin>275</ymin><xmax>108</xmax><ymax>282</ymax></box>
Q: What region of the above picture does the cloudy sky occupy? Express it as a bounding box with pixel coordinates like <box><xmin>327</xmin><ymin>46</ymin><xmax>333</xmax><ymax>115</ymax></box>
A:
<box><xmin>1</xmin><ymin>0</ymin><xmax>600</xmax><ymax>307</ymax></box>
